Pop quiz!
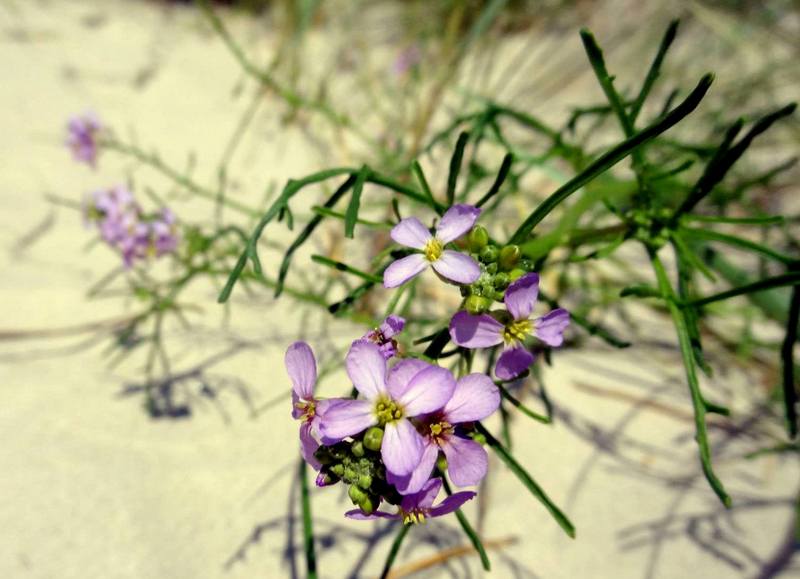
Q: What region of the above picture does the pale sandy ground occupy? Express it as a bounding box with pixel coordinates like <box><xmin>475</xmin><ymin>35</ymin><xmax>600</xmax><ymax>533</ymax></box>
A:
<box><xmin>1</xmin><ymin>1</ymin><xmax>798</xmax><ymax>578</ymax></box>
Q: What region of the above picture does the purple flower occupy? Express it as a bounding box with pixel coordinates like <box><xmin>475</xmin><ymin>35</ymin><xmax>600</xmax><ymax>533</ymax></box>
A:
<box><xmin>345</xmin><ymin>477</ymin><xmax>475</xmax><ymax>523</ymax></box>
<box><xmin>388</xmin><ymin>373</ymin><xmax>500</xmax><ymax>494</ymax></box>
<box><xmin>449</xmin><ymin>273</ymin><xmax>570</xmax><ymax>381</ymax></box>
<box><xmin>285</xmin><ymin>341</ymin><xmax>330</xmax><ymax>470</ymax></box>
<box><xmin>362</xmin><ymin>315</ymin><xmax>405</xmax><ymax>359</ymax></box>
<box><xmin>149</xmin><ymin>208</ymin><xmax>180</xmax><ymax>257</ymax></box>
<box><xmin>319</xmin><ymin>341</ymin><xmax>455</xmax><ymax>477</ymax></box>
<box><xmin>67</xmin><ymin>112</ymin><xmax>102</xmax><ymax>167</ymax></box>
<box><xmin>393</xmin><ymin>45</ymin><xmax>422</xmax><ymax>77</ymax></box>
<box><xmin>383</xmin><ymin>204</ymin><xmax>481</xmax><ymax>288</ymax></box>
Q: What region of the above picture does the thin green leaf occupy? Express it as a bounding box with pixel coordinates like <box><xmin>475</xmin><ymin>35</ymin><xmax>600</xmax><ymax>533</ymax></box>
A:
<box><xmin>682</xmin><ymin>227</ymin><xmax>798</xmax><ymax>266</ymax></box>
<box><xmin>781</xmin><ymin>282</ymin><xmax>800</xmax><ymax>438</ymax></box>
<box><xmin>689</xmin><ymin>272</ymin><xmax>800</xmax><ymax>308</ymax></box>
<box><xmin>476</xmin><ymin>153</ymin><xmax>513</xmax><ymax>208</ymax></box>
<box><xmin>497</xmin><ymin>383</ymin><xmax>550</xmax><ymax>424</ymax></box>
<box><xmin>629</xmin><ymin>19</ymin><xmax>679</xmax><ymax>124</ymax></box>
<box><xmin>441</xmin><ymin>476</ymin><xmax>491</xmax><ymax>570</ymax></box>
<box><xmin>311</xmin><ymin>255</ymin><xmax>382</xmax><ymax>283</ymax></box>
<box><xmin>447</xmin><ymin>132</ymin><xmax>470</xmax><ymax>206</ymax></box>
<box><xmin>411</xmin><ymin>161</ymin><xmax>441</xmax><ymax>214</ymax></box>
<box><xmin>476</xmin><ymin>423</ymin><xmax>575</xmax><ymax>537</ymax></box>
<box><xmin>344</xmin><ymin>165</ymin><xmax>369</xmax><ymax>239</ymax></box>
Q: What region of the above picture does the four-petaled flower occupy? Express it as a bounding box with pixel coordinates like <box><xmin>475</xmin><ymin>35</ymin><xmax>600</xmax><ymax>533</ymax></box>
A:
<box><xmin>319</xmin><ymin>340</ymin><xmax>455</xmax><ymax>477</ymax></box>
<box><xmin>285</xmin><ymin>341</ymin><xmax>330</xmax><ymax>470</ymax></box>
<box><xmin>383</xmin><ymin>204</ymin><xmax>481</xmax><ymax>288</ymax></box>
<box><xmin>67</xmin><ymin>112</ymin><xmax>102</xmax><ymax>167</ymax></box>
<box><xmin>345</xmin><ymin>477</ymin><xmax>475</xmax><ymax>524</ymax></box>
<box><xmin>449</xmin><ymin>273</ymin><xmax>570</xmax><ymax>380</ymax></box>
<box><xmin>362</xmin><ymin>315</ymin><xmax>405</xmax><ymax>360</ymax></box>
<box><xmin>388</xmin><ymin>372</ymin><xmax>500</xmax><ymax>494</ymax></box>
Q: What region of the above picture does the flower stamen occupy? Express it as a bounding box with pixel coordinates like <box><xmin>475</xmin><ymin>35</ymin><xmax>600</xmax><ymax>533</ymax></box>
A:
<box><xmin>503</xmin><ymin>318</ymin><xmax>532</xmax><ymax>345</ymax></box>
<box><xmin>375</xmin><ymin>397</ymin><xmax>404</xmax><ymax>425</ymax></box>
<box><xmin>423</xmin><ymin>238</ymin><xmax>443</xmax><ymax>262</ymax></box>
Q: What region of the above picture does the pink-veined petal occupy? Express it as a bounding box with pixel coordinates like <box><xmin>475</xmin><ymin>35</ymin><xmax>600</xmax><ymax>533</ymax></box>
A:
<box><xmin>318</xmin><ymin>399</ymin><xmax>376</xmax><ymax>444</ymax></box>
<box><xmin>386</xmin><ymin>358</ymin><xmax>431</xmax><ymax>400</ymax></box>
<box><xmin>397</xmin><ymin>365</ymin><xmax>455</xmax><ymax>417</ymax></box>
<box><xmin>388</xmin><ymin>439</ymin><xmax>439</xmax><ymax>495</ymax></box>
<box><xmin>429</xmin><ymin>491</ymin><xmax>476</xmax><ymax>517</ymax></box>
<box><xmin>435</xmin><ymin>204</ymin><xmax>481</xmax><ymax>244</ymax></box>
<box><xmin>495</xmin><ymin>346</ymin><xmax>534</xmax><ymax>381</ymax></box>
<box><xmin>534</xmin><ymin>308</ymin><xmax>570</xmax><ymax>347</ymax></box>
<box><xmin>381</xmin><ymin>419</ymin><xmax>424</xmax><ymax>476</ymax></box>
<box><xmin>285</xmin><ymin>341</ymin><xmax>317</xmax><ymax>399</ymax></box>
<box><xmin>441</xmin><ymin>435</ymin><xmax>488</xmax><ymax>487</ymax></box>
<box><xmin>390</xmin><ymin>217</ymin><xmax>433</xmax><ymax>249</ymax></box>
<box><xmin>449</xmin><ymin>311</ymin><xmax>504</xmax><ymax>348</ymax></box>
<box><xmin>300</xmin><ymin>421</ymin><xmax>321</xmax><ymax>470</ymax></box>
<box><xmin>431</xmin><ymin>250</ymin><xmax>480</xmax><ymax>285</ymax></box>
<box><xmin>383</xmin><ymin>254</ymin><xmax>428</xmax><ymax>288</ymax></box>
<box><xmin>345</xmin><ymin>509</ymin><xmax>398</xmax><ymax>520</ymax></box>
<box><xmin>443</xmin><ymin>373</ymin><xmax>500</xmax><ymax>423</ymax></box>
<box><xmin>503</xmin><ymin>272</ymin><xmax>539</xmax><ymax>321</ymax></box>
<box><xmin>401</xmin><ymin>477</ymin><xmax>443</xmax><ymax>511</ymax></box>
<box><xmin>346</xmin><ymin>340</ymin><xmax>387</xmax><ymax>399</ymax></box>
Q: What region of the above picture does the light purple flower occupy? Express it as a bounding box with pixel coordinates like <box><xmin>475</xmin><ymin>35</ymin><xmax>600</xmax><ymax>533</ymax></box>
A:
<box><xmin>149</xmin><ymin>208</ymin><xmax>180</xmax><ymax>257</ymax></box>
<box><xmin>285</xmin><ymin>341</ymin><xmax>330</xmax><ymax>470</ymax></box>
<box><xmin>362</xmin><ymin>315</ymin><xmax>405</xmax><ymax>359</ymax></box>
<box><xmin>449</xmin><ymin>273</ymin><xmax>570</xmax><ymax>381</ymax></box>
<box><xmin>319</xmin><ymin>341</ymin><xmax>455</xmax><ymax>477</ymax></box>
<box><xmin>383</xmin><ymin>204</ymin><xmax>481</xmax><ymax>288</ymax></box>
<box><xmin>345</xmin><ymin>477</ymin><xmax>475</xmax><ymax>523</ymax></box>
<box><xmin>67</xmin><ymin>112</ymin><xmax>102</xmax><ymax>167</ymax></box>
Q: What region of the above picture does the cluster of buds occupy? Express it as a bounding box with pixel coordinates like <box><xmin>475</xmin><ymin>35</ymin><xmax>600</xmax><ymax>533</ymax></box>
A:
<box><xmin>83</xmin><ymin>186</ymin><xmax>180</xmax><ymax>267</ymax></box>
<box><xmin>287</xmin><ymin>203</ymin><xmax>571</xmax><ymax>524</ymax></box>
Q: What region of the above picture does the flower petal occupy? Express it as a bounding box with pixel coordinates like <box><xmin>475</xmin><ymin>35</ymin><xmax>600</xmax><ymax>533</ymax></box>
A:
<box><xmin>390</xmin><ymin>217</ymin><xmax>433</xmax><ymax>249</ymax></box>
<box><xmin>388</xmin><ymin>439</ymin><xmax>439</xmax><ymax>495</ymax></box>
<box><xmin>397</xmin><ymin>365</ymin><xmax>456</xmax><ymax>417</ymax></box>
<box><xmin>535</xmin><ymin>308</ymin><xmax>570</xmax><ymax>347</ymax></box>
<box><xmin>495</xmin><ymin>346</ymin><xmax>535</xmax><ymax>381</ymax></box>
<box><xmin>345</xmin><ymin>509</ymin><xmax>398</xmax><ymax>520</ymax></box>
<box><xmin>380</xmin><ymin>315</ymin><xmax>406</xmax><ymax>338</ymax></box>
<box><xmin>386</xmin><ymin>358</ymin><xmax>431</xmax><ymax>400</ymax></box>
<box><xmin>429</xmin><ymin>491</ymin><xmax>476</xmax><ymax>517</ymax></box>
<box><xmin>449</xmin><ymin>311</ymin><xmax>504</xmax><ymax>348</ymax></box>
<box><xmin>318</xmin><ymin>399</ymin><xmax>376</xmax><ymax>444</ymax></box>
<box><xmin>441</xmin><ymin>435</ymin><xmax>488</xmax><ymax>487</ymax></box>
<box><xmin>503</xmin><ymin>272</ymin><xmax>539</xmax><ymax>321</ymax></box>
<box><xmin>346</xmin><ymin>340</ymin><xmax>387</xmax><ymax>399</ymax></box>
<box><xmin>285</xmin><ymin>341</ymin><xmax>317</xmax><ymax>399</ymax></box>
<box><xmin>432</xmin><ymin>250</ymin><xmax>480</xmax><ymax>284</ymax></box>
<box><xmin>300</xmin><ymin>421</ymin><xmax>321</xmax><ymax>470</ymax></box>
<box><xmin>401</xmin><ymin>477</ymin><xmax>443</xmax><ymax>511</ymax></box>
<box><xmin>443</xmin><ymin>373</ymin><xmax>500</xmax><ymax>423</ymax></box>
<box><xmin>383</xmin><ymin>254</ymin><xmax>428</xmax><ymax>288</ymax></box>
<box><xmin>435</xmin><ymin>204</ymin><xmax>481</xmax><ymax>244</ymax></box>
<box><xmin>381</xmin><ymin>419</ymin><xmax>424</xmax><ymax>476</ymax></box>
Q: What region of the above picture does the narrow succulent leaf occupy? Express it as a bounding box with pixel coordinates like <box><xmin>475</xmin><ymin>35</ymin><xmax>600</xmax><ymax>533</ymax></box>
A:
<box><xmin>344</xmin><ymin>165</ymin><xmax>369</xmax><ymax>239</ymax></box>
<box><xmin>447</xmin><ymin>132</ymin><xmax>470</xmax><ymax>206</ymax></box>
<box><xmin>629</xmin><ymin>19</ymin><xmax>679</xmax><ymax>124</ymax></box>
<box><xmin>781</xmin><ymin>282</ymin><xmax>800</xmax><ymax>438</ymax></box>
<box><xmin>476</xmin><ymin>153</ymin><xmax>514</xmax><ymax>208</ymax></box>
<box><xmin>311</xmin><ymin>255</ymin><xmax>382</xmax><ymax>283</ymax></box>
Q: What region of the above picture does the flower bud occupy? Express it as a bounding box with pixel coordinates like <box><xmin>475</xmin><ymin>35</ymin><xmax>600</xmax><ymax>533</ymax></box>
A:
<box><xmin>468</xmin><ymin>225</ymin><xmax>489</xmax><ymax>252</ymax></box>
<box><xmin>466</xmin><ymin>294</ymin><xmax>492</xmax><ymax>314</ymax></box>
<box><xmin>508</xmin><ymin>268</ymin><xmax>526</xmax><ymax>281</ymax></box>
<box><xmin>316</xmin><ymin>470</ymin><xmax>340</xmax><ymax>487</ymax></box>
<box><xmin>358</xmin><ymin>494</ymin><xmax>377</xmax><ymax>515</ymax></box>
<box><xmin>363</xmin><ymin>426</ymin><xmax>384</xmax><ymax>451</ymax></box>
<box><xmin>357</xmin><ymin>473</ymin><xmax>372</xmax><ymax>489</ymax></box>
<box><xmin>351</xmin><ymin>440</ymin><xmax>365</xmax><ymax>458</ymax></box>
<box><xmin>480</xmin><ymin>246</ymin><xmax>499</xmax><ymax>263</ymax></box>
<box><xmin>498</xmin><ymin>245</ymin><xmax>521</xmax><ymax>270</ymax></box>
<box><xmin>493</xmin><ymin>272</ymin><xmax>509</xmax><ymax>289</ymax></box>
<box><xmin>348</xmin><ymin>484</ymin><xmax>366</xmax><ymax>505</ymax></box>
<box><xmin>436</xmin><ymin>454</ymin><xmax>448</xmax><ymax>472</ymax></box>
<box><xmin>330</xmin><ymin>463</ymin><xmax>345</xmax><ymax>477</ymax></box>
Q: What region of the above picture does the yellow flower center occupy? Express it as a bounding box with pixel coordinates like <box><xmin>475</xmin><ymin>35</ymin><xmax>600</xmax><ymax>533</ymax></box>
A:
<box><xmin>375</xmin><ymin>397</ymin><xmax>404</xmax><ymax>425</ymax></box>
<box><xmin>423</xmin><ymin>238</ymin><xmax>443</xmax><ymax>262</ymax></box>
<box><xmin>402</xmin><ymin>510</ymin><xmax>427</xmax><ymax>525</ymax></box>
<box><xmin>428</xmin><ymin>421</ymin><xmax>454</xmax><ymax>443</ymax></box>
<box><xmin>503</xmin><ymin>318</ymin><xmax>532</xmax><ymax>345</ymax></box>
<box><xmin>294</xmin><ymin>400</ymin><xmax>316</xmax><ymax>422</ymax></box>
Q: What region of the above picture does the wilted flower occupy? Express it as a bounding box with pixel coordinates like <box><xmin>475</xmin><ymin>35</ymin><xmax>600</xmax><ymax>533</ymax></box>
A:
<box><xmin>67</xmin><ymin>112</ymin><xmax>102</xmax><ymax>167</ymax></box>
<box><xmin>319</xmin><ymin>340</ymin><xmax>455</xmax><ymax>477</ymax></box>
<box><xmin>345</xmin><ymin>477</ymin><xmax>475</xmax><ymax>523</ymax></box>
<box><xmin>362</xmin><ymin>315</ymin><xmax>405</xmax><ymax>359</ymax></box>
<box><xmin>449</xmin><ymin>273</ymin><xmax>570</xmax><ymax>380</ymax></box>
<box><xmin>286</xmin><ymin>342</ymin><xmax>330</xmax><ymax>470</ymax></box>
<box><xmin>389</xmin><ymin>373</ymin><xmax>500</xmax><ymax>494</ymax></box>
<box><xmin>383</xmin><ymin>204</ymin><xmax>481</xmax><ymax>288</ymax></box>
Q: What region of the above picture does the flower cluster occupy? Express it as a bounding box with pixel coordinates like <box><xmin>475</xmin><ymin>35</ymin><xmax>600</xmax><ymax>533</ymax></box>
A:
<box><xmin>67</xmin><ymin>112</ymin><xmax>102</xmax><ymax>167</ymax></box>
<box><xmin>286</xmin><ymin>204</ymin><xmax>570</xmax><ymax>524</ymax></box>
<box><xmin>83</xmin><ymin>186</ymin><xmax>180</xmax><ymax>267</ymax></box>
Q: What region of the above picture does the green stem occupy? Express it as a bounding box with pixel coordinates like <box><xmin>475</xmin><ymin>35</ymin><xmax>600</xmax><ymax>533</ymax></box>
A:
<box><xmin>441</xmin><ymin>476</ymin><xmax>490</xmax><ymax>570</ymax></box>
<box><xmin>299</xmin><ymin>460</ymin><xmax>318</xmax><ymax>579</ymax></box>
<box><xmin>379</xmin><ymin>524</ymin><xmax>410</xmax><ymax>579</ymax></box>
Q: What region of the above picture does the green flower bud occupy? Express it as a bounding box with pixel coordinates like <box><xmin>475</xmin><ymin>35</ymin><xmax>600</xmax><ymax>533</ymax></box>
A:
<box><xmin>331</xmin><ymin>464</ymin><xmax>345</xmax><ymax>477</ymax></box>
<box><xmin>485</xmin><ymin>262</ymin><xmax>498</xmax><ymax>275</ymax></box>
<box><xmin>436</xmin><ymin>454</ymin><xmax>448</xmax><ymax>472</ymax></box>
<box><xmin>363</xmin><ymin>426</ymin><xmax>384</xmax><ymax>451</ymax></box>
<box><xmin>358</xmin><ymin>473</ymin><xmax>372</xmax><ymax>489</ymax></box>
<box><xmin>343</xmin><ymin>467</ymin><xmax>357</xmax><ymax>482</ymax></box>
<box><xmin>498</xmin><ymin>245</ymin><xmax>521</xmax><ymax>271</ymax></box>
<box><xmin>493</xmin><ymin>272</ymin><xmax>509</xmax><ymax>289</ymax></box>
<box><xmin>508</xmin><ymin>268</ymin><xmax>526</xmax><ymax>281</ymax></box>
<box><xmin>519</xmin><ymin>258</ymin><xmax>535</xmax><ymax>271</ymax></box>
<box><xmin>351</xmin><ymin>440</ymin><xmax>365</xmax><ymax>458</ymax></box>
<box><xmin>466</xmin><ymin>295</ymin><xmax>492</xmax><ymax>314</ymax></box>
<box><xmin>358</xmin><ymin>494</ymin><xmax>377</xmax><ymax>515</ymax></box>
<box><xmin>480</xmin><ymin>245</ymin><xmax>499</xmax><ymax>263</ymax></box>
<box><xmin>468</xmin><ymin>225</ymin><xmax>489</xmax><ymax>252</ymax></box>
<box><xmin>470</xmin><ymin>432</ymin><xmax>487</xmax><ymax>445</ymax></box>
<box><xmin>348</xmin><ymin>484</ymin><xmax>366</xmax><ymax>504</ymax></box>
